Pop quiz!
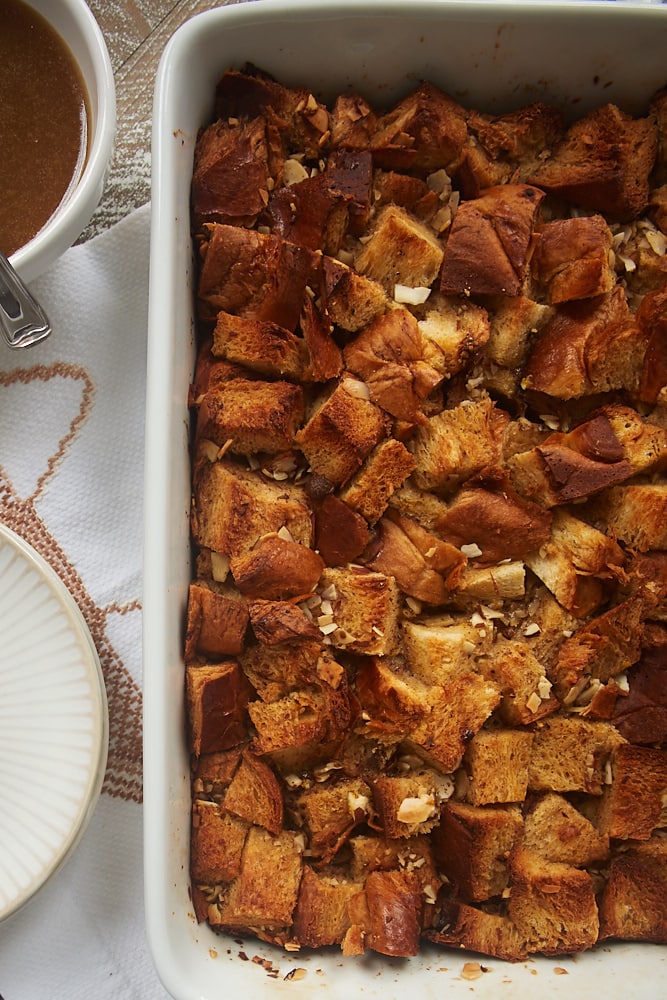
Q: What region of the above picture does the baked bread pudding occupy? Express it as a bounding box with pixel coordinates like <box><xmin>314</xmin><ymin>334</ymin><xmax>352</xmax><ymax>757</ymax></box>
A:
<box><xmin>185</xmin><ymin>65</ymin><xmax>667</xmax><ymax>961</ymax></box>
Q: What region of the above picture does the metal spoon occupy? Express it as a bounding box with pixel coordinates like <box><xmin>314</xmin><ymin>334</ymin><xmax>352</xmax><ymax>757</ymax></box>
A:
<box><xmin>0</xmin><ymin>252</ymin><xmax>51</xmax><ymax>348</ymax></box>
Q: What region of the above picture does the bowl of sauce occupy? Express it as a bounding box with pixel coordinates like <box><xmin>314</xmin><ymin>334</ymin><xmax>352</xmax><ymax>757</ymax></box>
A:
<box><xmin>0</xmin><ymin>0</ymin><xmax>115</xmax><ymax>283</ymax></box>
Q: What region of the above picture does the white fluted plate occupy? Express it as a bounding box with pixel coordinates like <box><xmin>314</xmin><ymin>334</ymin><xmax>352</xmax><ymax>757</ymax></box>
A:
<box><xmin>0</xmin><ymin>523</ymin><xmax>108</xmax><ymax>921</ymax></box>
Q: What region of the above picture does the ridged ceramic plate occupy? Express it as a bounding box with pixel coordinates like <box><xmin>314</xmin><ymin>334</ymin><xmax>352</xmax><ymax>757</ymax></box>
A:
<box><xmin>0</xmin><ymin>523</ymin><xmax>108</xmax><ymax>921</ymax></box>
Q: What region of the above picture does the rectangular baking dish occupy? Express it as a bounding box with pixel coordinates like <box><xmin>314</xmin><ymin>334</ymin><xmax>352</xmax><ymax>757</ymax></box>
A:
<box><xmin>143</xmin><ymin>2</ymin><xmax>667</xmax><ymax>997</ymax></box>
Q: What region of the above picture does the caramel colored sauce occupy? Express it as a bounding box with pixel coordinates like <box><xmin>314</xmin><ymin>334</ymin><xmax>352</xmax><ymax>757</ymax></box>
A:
<box><xmin>0</xmin><ymin>0</ymin><xmax>89</xmax><ymax>257</ymax></box>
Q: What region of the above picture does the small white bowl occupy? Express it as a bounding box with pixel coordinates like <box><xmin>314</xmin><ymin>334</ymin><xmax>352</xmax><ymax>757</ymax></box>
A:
<box><xmin>8</xmin><ymin>0</ymin><xmax>116</xmax><ymax>284</ymax></box>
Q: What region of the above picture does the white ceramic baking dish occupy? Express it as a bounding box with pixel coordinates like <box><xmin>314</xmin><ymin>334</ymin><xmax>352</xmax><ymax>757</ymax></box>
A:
<box><xmin>143</xmin><ymin>2</ymin><xmax>667</xmax><ymax>997</ymax></box>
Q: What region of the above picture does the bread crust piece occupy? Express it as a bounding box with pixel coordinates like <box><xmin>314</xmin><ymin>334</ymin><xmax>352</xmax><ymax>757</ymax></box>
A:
<box><xmin>184</xmin><ymin>581</ymin><xmax>249</xmax><ymax>660</ymax></box>
<box><xmin>433</xmin><ymin>802</ymin><xmax>523</xmax><ymax>901</ymax></box>
<box><xmin>426</xmin><ymin>899</ymin><xmax>528</xmax><ymax>962</ymax></box>
<box><xmin>186</xmin><ymin>661</ymin><xmax>253</xmax><ymax>755</ymax></box>
<box><xmin>598</xmin><ymin>838</ymin><xmax>667</xmax><ymax>943</ymax></box>
<box><xmin>597</xmin><ymin>744</ymin><xmax>667</xmax><ymax>840</ymax></box>
<box><xmin>531</xmin><ymin>215</ymin><xmax>615</xmax><ymax>303</ymax></box>
<box><xmin>528</xmin><ymin>103</ymin><xmax>658</xmax><ymax>221</ymax></box>
<box><xmin>440</xmin><ymin>184</ymin><xmax>544</xmax><ymax>296</ymax></box>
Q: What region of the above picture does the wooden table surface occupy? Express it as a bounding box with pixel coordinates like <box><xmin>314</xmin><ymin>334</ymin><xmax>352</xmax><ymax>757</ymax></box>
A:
<box><xmin>82</xmin><ymin>0</ymin><xmax>250</xmax><ymax>240</ymax></box>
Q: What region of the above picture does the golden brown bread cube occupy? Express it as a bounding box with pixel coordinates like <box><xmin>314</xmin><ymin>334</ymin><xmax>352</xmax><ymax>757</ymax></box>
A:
<box><xmin>190</xmin><ymin>799</ymin><xmax>248</xmax><ymax>885</ymax></box>
<box><xmin>527</xmin><ymin>716</ymin><xmax>624</xmax><ymax>795</ymax></box>
<box><xmin>531</xmin><ymin>214</ymin><xmax>615</xmax><ymax>303</ymax></box>
<box><xmin>295</xmin><ymin>379</ymin><xmax>388</xmax><ymax>486</ymax></box>
<box><xmin>184</xmin><ymin>582</ymin><xmax>249</xmax><ymax>660</ymax></box>
<box><xmin>409</xmin><ymin>395</ymin><xmax>509</xmax><ymax>494</ymax></box>
<box><xmin>209</xmin><ymin>827</ymin><xmax>303</xmax><ymax>934</ymax></box>
<box><xmin>192</xmin><ymin>459</ymin><xmax>313</xmax><ymax>559</ymax></box>
<box><xmin>480</xmin><ymin>638</ymin><xmax>559</xmax><ymax>726</ymax></box>
<box><xmin>528</xmin><ymin>102</ymin><xmax>658</xmax><ymax>221</ymax></box>
<box><xmin>598</xmin><ymin>837</ymin><xmax>667</xmax><ymax>944</ymax></box>
<box><xmin>211</xmin><ymin>310</ymin><xmax>308</xmax><ymax>379</ymax></box>
<box><xmin>355</xmin><ymin>204</ymin><xmax>444</xmax><ymax>292</ymax></box>
<box><xmin>291</xmin><ymin>866</ymin><xmax>362</xmax><ymax>947</ymax></box>
<box><xmin>508</xmin><ymin>846</ymin><xmax>599</xmax><ymax>955</ymax></box>
<box><xmin>521</xmin><ymin>793</ymin><xmax>610</xmax><ymax>867</ymax></box>
<box><xmin>321</xmin><ymin>255</ymin><xmax>387</xmax><ymax>332</ymax></box>
<box><xmin>222</xmin><ymin>749</ymin><xmax>284</xmax><ymax>835</ymax></box>
<box><xmin>294</xmin><ymin>777</ymin><xmax>373</xmax><ymax>860</ymax></box>
<box><xmin>427</xmin><ymin>899</ymin><xmax>528</xmax><ymax>962</ymax></box>
<box><xmin>339</xmin><ymin>438</ymin><xmax>415</xmax><ymax>524</ymax></box>
<box><xmin>229</xmin><ymin>533</ymin><xmax>324</xmax><ymax>600</ymax></box>
<box><xmin>191</xmin><ymin>116</ymin><xmax>271</xmax><ymax>229</ymax></box>
<box><xmin>597</xmin><ymin>744</ymin><xmax>667</xmax><ymax>840</ymax></box>
<box><xmin>342</xmin><ymin>869</ymin><xmax>424</xmax><ymax>957</ymax></box>
<box><xmin>463</xmin><ymin>728</ymin><xmax>535</xmax><ymax>806</ymax></box>
<box><xmin>196</xmin><ymin>377</ymin><xmax>304</xmax><ymax>456</ymax></box>
<box><xmin>370</xmin><ymin>81</ymin><xmax>468</xmax><ymax>173</ymax></box>
<box><xmin>440</xmin><ymin>184</ymin><xmax>544</xmax><ymax>296</ymax></box>
<box><xmin>197</xmin><ymin>223</ymin><xmax>318</xmax><ymax>328</ymax></box>
<box><xmin>434</xmin><ymin>802</ymin><xmax>523</xmax><ymax>901</ymax></box>
<box><xmin>317</xmin><ymin>566</ymin><xmax>403</xmax><ymax>655</ymax></box>
<box><xmin>585</xmin><ymin>483</ymin><xmax>667</xmax><ymax>552</ymax></box>
<box><xmin>186</xmin><ymin>661</ymin><xmax>252</xmax><ymax>756</ymax></box>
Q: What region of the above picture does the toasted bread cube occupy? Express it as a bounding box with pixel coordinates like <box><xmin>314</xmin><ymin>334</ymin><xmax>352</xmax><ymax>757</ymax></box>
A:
<box><xmin>611</xmin><ymin>621</ymin><xmax>667</xmax><ymax>744</ymax></box>
<box><xmin>314</xmin><ymin>493</ymin><xmax>371</xmax><ymax>567</ymax></box>
<box><xmin>362</xmin><ymin>512</ymin><xmax>465</xmax><ymax>606</ymax></box>
<box><xmin>371</xmin><ymin>772</ymin><xmax>442</xmax><ymax>839</ymax></box>
<box><xmin>191</xmin><ymin>116</ymin><xmax>270</xmax><ymax>228</ymax></box>
<box><xmin>508</xmin><ymin>846</ymin><xmax>599</xmax><ymax>955</ymax></box>
<box><xmin>551</xmin><ymin>594</ymin><xmax>646</xmax><ymax>699</ymax></box>
<box><xmin>410</xmin><ymin>396</ymin><xmax>509</xmax><ymax>494</ymax></box>
<box><xmin>433</xmin><ymin>802</ymin><xmax>523</xmax><ymax>902</ymax></box>
<box><xmin>440</xmin><ymin>184</ymin><xmax>544</xmax><ymax>296</ymax></box>
<box><xmin>321</xmin><ymin>255</ymin><xmax>387</xmax><ymax>333</ymax></box>
<box><xmin>528</xmin><ymin>102</ymin><xmax>657</xmax><ymax>221</ymax></box>
<box><xmin>481</xmin><ymin>638</ymin><xmax>559</xmax><ymax>725</ymax></box>
<box><xmin>192</xmin><ymin>748</ymin><xmax>242</xmax><ymax>797</ymax></box>
<box><xmin>339</xmin><ymin>439</ymin><xmax>415</xmax><ymax>524</ymax></box>
<box><xmin>417</xmin><ymin>294</ymin><xmax>490</xmax><ymax>379</ymax></box>
<box><xmin>198</xmin><ymin>223</ymin><xmax>318</xmax><ymax>328</ymax></box>
<box><xmin>426</xmin><ymin>899</ymin><xmax>528</xmax><ymax>962</ymax></box>
<box><xmin>356</xmin><ymin>204</ymin><xmax>444</xmax><ymax>293</ymax></box>
<box><xmin>192</xmin><ymin>460</ymin><xmax>313</xmax><ymax>559</ymax></box>
<box><xmin>184</xmin><ymin>582</ymin><xmax>249</xmax><ymax>660</ymax></box>
<box><xmin>190</xmin><ymin>800</ymin><xmax>248</xmax><ymax>885</ymax></box>
<box><xmin>485</xmin><ymin>295</ymin><xmax>553</xmax><ymax>369</ymax></box>
<box><xmin>292</xmin><ymin>866</ymin><xmax>362</xmax><ymax>947</ymax></box>
<box><xmin>522</xmin><ymin>793</ymin><xmax>609</xmax><ymax>867</ymax></box>
<box><xmin>343</xmin><ymin>870</ymin><xmax>423</xmax><ymax>957</ymax></box>
<box><xmin>407</xmin><ymin>674</ymin><xmax>501</xmax><ymax>773</ymax></box>
<box><xmin>599</xmin><ymin>838</ymin><xmax>667</xmax><ymax>943</ymax></box>
<box><xmin>598</xmin><ymin>744</ymin><xmax>667</xmax><ymax>841</ymax></box>
<box><xmin>508</xmin><ymin>411</ymin><xmax>634</xmax><ymax>507</ymax></box>
<box><xmin>587</xmin><ymin>483</ymin><xmax>667</xmax><ymax>552</ymax></box>
<box><xmin>295</xmin><ymin>777</ymin><xmax>373</xmax><ymax>859</ymax></box>
<box><xmin>452</xmin><ymin>561</ymin><xmax>526</xmax><ymax>606</ymax></box>
<box><xmin>211</xmin><ymin>827</ymin><xmax>303</xmax><ymax>930</ymax></box>
<box><xmin>295</xmin><ymin>379</ymin><xmax>387</xmax><ymax>486</ymax></box>
<box><xmin>186</xmin><ymin>661</ymin><xmax>252</xmax><ymax>755</ymax></box>
<box><xmin>319</xmin><ymin>566</ymin><xmax>402</xmax><ymax>655</ymax></box>
<box><xmin>521</xmin><ymin>288</ymin><xmax>647</xmax><ymax>400</ymax></box>
<box><xmin>230</xmin><ymin>533</ymin><xmax>323</xmax><ymax>600</ymax></box>
<box><xmin>524</xmin><ymin>510</ymin><xmax>625</xmax><ymax>617</ymax></box>
<box><xmin>343</xmin><ymin>307</ymin><xmax>441</xmax><ymax>423</ymax></box>
<box><xmin>370</xmin><ymin>81</ymin><xmax>467</xmax><ymax>173</ymax></box>
<box><xmin>528</xmin><ymin>716</ymin><xmax>624</xmax><ymax>795</ymax></box>
<box><xmin>464</xmin><ymin>729</ymin><xmax>534</xmax><ymax>806</ymax></box>
<box><xmin>248</xmin><ymin>597</ymin><xmax>322</xmax><ymax>645</ymax></box>
<box><xmin>211</xmin><ymin>310</ymin><xmax>308</xmax><ymax>380</ymax></box>
<box><xmin>403</xmin><ymin>617</ymin><xmax>492</xmax><ymax>686</ymax></box>
<box><xmin>434</xmin><ymin>472</ymin><xmax>552</xmax><ymax>565</ymax></box>
<box><xmin>222</xmin><ymin>750</ymin><xmax>284</xmax><ymax>835</ymax></box>
<box><xmin>600</xmin><ymin>403</ymin><xmax>667</xmax><ymax>476</ymax></box>
<box><xmin>249</xmin><ymin>685</ymin><xmax>352</xmax><ymax>770</ymax></box>
<box><xmin>196</xmin><ymin>377</ymin><xmax>304</xmax><ymax>457</ymax></box>
<box><xmin>532</xmin><ymin>215</ymin><xmax>615</xmax><ymax>303</ymax></box>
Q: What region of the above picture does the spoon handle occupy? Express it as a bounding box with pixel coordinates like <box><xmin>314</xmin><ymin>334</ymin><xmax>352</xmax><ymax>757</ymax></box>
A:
<box><xmin>0</xmin><ymin>253</ymin><xmax>52</xmax><ymax>348</ymax></box>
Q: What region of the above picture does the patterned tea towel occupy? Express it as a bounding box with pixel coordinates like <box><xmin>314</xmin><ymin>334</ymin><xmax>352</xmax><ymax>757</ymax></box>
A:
<box><xmin>0</xmin><ymin>203</ymin><xmax>170</xmax><ymax>1000</ymax></box>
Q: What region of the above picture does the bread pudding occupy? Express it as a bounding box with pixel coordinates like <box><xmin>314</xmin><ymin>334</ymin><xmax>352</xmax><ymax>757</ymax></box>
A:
<box><xmin>184</xmin><ymin>65</ymin><xmax>667</xmax><ymax>961</ymax></box>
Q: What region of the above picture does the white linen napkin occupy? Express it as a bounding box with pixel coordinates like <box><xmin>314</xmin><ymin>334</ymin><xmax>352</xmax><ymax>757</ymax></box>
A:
<box><xmin>0</xmin><ymin>204</ymin><xmax>170</xmax><ymax>1000</ymax></box>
